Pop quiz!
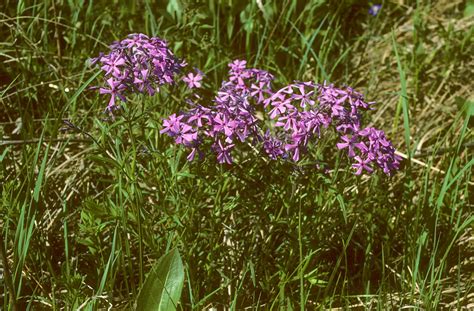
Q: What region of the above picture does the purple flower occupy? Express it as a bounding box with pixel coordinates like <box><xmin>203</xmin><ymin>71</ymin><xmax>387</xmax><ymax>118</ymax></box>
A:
<box><xmin>121</xmin><ymin>33</ymin><xmax>149</xmax><ymax>48</ymax></box>
<box><xmin>275</xmin><ymin>112</ymin><xmax>299</xmax><ymax>132</ymax></box>
<box><xmin>133</xmin><ymin>69</ymin><xmax>155</xmax><ymax>95</ymax></box>
<box><xmin>250</xmin><ymin>82</ymin><xmax>269</xmax><ymax>104</ymax></box>
<box><xmin>369</xmin><ymin>4</ymin><xmax>382</xmax><ymax>16</ymax></box>
<box><xmin>99</xmin><ymin>77</ymin><xmax>126</xmax><ymax>110</ymax></box>
<box><xmin>214</xmin><ymin>140</ymin><xmax>234</xmax><ymax>164</ymax></box>
<box><xmin>160</xmin><ymin>113</ymin><xmax>184</xmax><ymax>136</ymax></box>
<box><xmin>269</xmin><ymin>96</ymin><xmax>295</xmax><ymax>119</ymax></box>
<box><xmin>291</xmin><ymin>84</ymin><xmax>315</xmax><ymax>108</ymax></box>
<box><xmin>91</xmin><ymin>33</ymin><xmax>185</xmax><ymax>111</ymax></box>
<box><xmin>285</xmin><ymin>143</ymin><xmax>301</xmax><ymax>162</ymax></box>
<box><xmin>183</xmin><ymin>72</ymin><xmax>203</xmax><ymax>89</ymax></box>
<box><xmin>158</xmin><ymin>57</ymin><xmax>400</xmax><ymax>175</ymax></box>
<box><xmin>187</xmin><ymin>108</ymin><xmax>210</xmax><ymax>127</ymax></box>
<box><xmin>262</xmin><ymin>132</ymin><xmax>285</xmax><ymax>160</ymax></box>
<box><xmin>187</xmin><ymin>148</ymin><xmax>198</xmax><ymax>161</ymax></box>
<box><xmin>337</xmin><ymin>135</ymin><xmax>358</xmax><ymax>157</ymax></box>
<box><xmin>352</xmin><ymin>156</ymin><xmax>373</xmax><ymax>175</ymax></box>
<box><xmin>228</xmin><ymin>60</ymin><xmax>247</xmax><ymax>72</ymax></box>
<box><xmin>174</xmin><ymin>124</ymin><xmax>197</xmax><ymax>146</ymax></box>
<box><xmin>212</xmin><ymin>113</ymin><xmax>238</xmax><ymax>138</ymax></box>
<box><xmin>100</xmin><ymin>53</ymin><xmax>126</xmax><ymax>77</ymax></box>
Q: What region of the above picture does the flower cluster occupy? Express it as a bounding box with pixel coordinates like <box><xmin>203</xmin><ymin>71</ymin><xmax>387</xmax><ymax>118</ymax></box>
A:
<box><xmin>261</xmin><ymin>82</ymin><xmax>401</xmax><ymax>174</ymax></box>
<box><xmin>161</xmin><ymin>60</ymin><xmax>401</xmax><ymax>175</ymax></box>
<box><xmin>337</xmin><ymin>127</ymin><xmax>400</xmax><ymax>175</ymax></box>
<box><xmin>160</xmin><ymin>60</ymin><xmax>274</xmax><ymax>163</ymax></box>
<box><xmin>91</xmin><ymin>33</ymin><xmax>185</xmax><ymax>111</ymax></box>
<box><xmin>91</xmin><ymin>34</ymin><xmax>400</xmax><ymax>175</ymax></box>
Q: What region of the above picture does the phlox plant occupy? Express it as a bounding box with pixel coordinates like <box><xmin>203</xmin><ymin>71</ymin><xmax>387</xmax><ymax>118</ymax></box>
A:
<box><xmin>90</xmin><ymin>33</ymin><xmax>186</xmax><ymax>111</ymax></box>
<box><xmin>91</xmin><ymin>33</ymin><xmax>401</xmax><ymax>176</ymax></box>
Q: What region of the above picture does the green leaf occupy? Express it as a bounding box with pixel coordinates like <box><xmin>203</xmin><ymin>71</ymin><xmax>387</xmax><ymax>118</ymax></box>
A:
<box><xmin>0</xmin><ymin>146</ymin><xmax>10</xmax><ymax>162</ymax></box>
<box><xmin>308</xmin><ymin>278</ymin><xmax>328</xmax><ymax>286</ymax></box>
<box><xmin>464</xmin><ymin>0</ymin><xmax>474</xmax><ymax>17</ymax></box>
<box><xmin>136</xmin><ymin>248</ymin><xmax>184</xmax><ymax>311</ymax></box>
<box><xmin>464</xmin><ymin>100</ymin><xmax>474</xmax><ymax>117</ymax></box>
<box><xmin>68</xmin><ymin>70</ymin><xmax>101</xmax><ymax>105</ymax></box>
<box><xmin>33</xmin><ymin>143</ymin><xmax>50</xmax><ymax>203</ymax></box>
<box><xmin>167</xmin><ymin>0</ymin><xmax>183</xmax><ymax>24</ymax></box>
<box><xmin>227</xmin><ymin>15</ymin><xmax>235</xmax><ymax>40</ymax></box>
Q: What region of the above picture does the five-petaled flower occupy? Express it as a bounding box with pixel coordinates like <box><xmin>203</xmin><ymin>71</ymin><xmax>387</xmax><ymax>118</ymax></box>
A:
<box><xmin>183</xmin><ymin>72</ymin><xmax>203</xmax><ymax>89</ymax></box>
<box><xmin>99</xmin><ymin>78</ymin><xmax>126</xmax><ymax>110</ymax></box>
<box><xmin>160</xmin><ymin>113</ymin><xmax>183</xmax><ymax>136</ymax></box>
<box><xmin>352</xmin><ymin>156</ymin><xmax>374</xmax><ymax>175</ymax></box>
<box><xmin>214</xmin><ymin>140</ymin><xmax>234</xmax><ymax>164</ymax></box>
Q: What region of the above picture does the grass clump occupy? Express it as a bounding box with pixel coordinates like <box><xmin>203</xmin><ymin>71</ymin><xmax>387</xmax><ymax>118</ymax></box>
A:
<box><xmin>1</xmin><ymin>0</ymin><xmax>473</xmax><ymax>309</ymax></box>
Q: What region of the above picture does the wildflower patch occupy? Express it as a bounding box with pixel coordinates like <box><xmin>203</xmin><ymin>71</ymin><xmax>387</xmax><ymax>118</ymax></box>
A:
<box><xmin>91</xmin><ymin>34</ymin><xmax>401</xmax><ymax>176</ymax></box>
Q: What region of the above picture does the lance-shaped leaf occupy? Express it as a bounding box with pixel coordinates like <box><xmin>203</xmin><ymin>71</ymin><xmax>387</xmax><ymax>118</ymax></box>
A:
<box><xmin>136</xmin><ymin>248</ymin><xmax>184</xmax><ymax>311</ymax></box>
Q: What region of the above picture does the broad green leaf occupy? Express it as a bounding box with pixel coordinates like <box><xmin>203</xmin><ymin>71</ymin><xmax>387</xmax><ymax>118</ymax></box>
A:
<box><xmin>136</xmin><ymin>248</ymin><xmax>184</xmax><ymax>311</ymax></box>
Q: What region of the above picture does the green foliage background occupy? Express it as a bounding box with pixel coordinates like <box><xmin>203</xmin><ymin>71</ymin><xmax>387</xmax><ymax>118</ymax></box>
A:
<box><xmin>0</xmin><ymin>0</ymin><xmax>473</xmax><ymax>309</ymax></box>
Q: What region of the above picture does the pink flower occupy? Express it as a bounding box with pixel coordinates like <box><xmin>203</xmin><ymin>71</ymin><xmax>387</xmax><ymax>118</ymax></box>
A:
<box><xmin>182</xmin><ymin>72</ymin><xmax>203</xmax><ymax>89</ymax></box>
<box><xmin>352</xmin><ymin>156</ymin><xmax>374</xmax><ymax>175</ymax></box>
<box><xmin>99</xmin><ymin>78</ymin><xmax>126</xmax><ymax>110</ymax></box>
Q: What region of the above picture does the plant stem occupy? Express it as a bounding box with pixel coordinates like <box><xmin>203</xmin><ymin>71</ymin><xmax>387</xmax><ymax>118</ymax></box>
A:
<box><xmin>0</xmin><ymin>138</ymin><xmax>90</xmax><ymax>146</ymax></box>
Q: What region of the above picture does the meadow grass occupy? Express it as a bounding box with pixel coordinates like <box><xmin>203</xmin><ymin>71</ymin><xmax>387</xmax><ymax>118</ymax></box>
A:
<box><xmin>1</xmin><ymin>0</ymin><xmax>473</xmax><ymax>309</ymax></box>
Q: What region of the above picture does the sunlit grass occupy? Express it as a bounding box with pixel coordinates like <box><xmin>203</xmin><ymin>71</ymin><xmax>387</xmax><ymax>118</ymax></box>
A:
<box><xmin>1</xmin><ymin>0</ymin><xmax>473</xmax><ymax>309</ymax></box>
